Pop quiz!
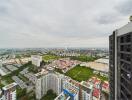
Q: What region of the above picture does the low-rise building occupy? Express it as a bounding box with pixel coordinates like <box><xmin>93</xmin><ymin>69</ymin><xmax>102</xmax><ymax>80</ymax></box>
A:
<box><xmin>88</xmin><ymin>77</ymin><xmax>101</xmax><ymax>89</ymax></box>
<box><xmin>92</xmin><ymin>89</ymin><xmax>101</xmax><ymax>100</ymax></box>
<box><xmin>102</xmin><ymin>81</ymin><xmax>109</xmax><ymax>94</ymax></box>
<box><xmin>62</xmin><ymin>79</ymin><xmax>79</xmax><ymax>100</ymax></box>
<box><xmin>80</xmin><ymin>81</ymin><xmax>93</xmax><ymax>100</ymax></box>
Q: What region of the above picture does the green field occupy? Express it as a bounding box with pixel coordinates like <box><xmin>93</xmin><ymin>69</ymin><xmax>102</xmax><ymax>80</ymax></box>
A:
<box><xmin>42</xmin><ymin>54</ymin><xmax>60</xmax><ymax>62</ymax></box>
<box><xmin>70</xmin><ymin>55</ymin><xmax>98</xmax><ymax>62</ymax></box>
<box><xmin>65</xmin><ymin>65</ymin><xmax>93</xmax><ymax>82</ymax></box>
<box><xmin>65</xmin><ymin>65</ymin><xmax>108</xmax><ymax>82</ymax></box>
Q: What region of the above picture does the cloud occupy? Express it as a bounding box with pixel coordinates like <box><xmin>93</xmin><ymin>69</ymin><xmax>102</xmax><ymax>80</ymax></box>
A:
<box><xmin>0</xmin><ymin>0</ymin><xmax>131</xmax><ymax>48</ymax></box>
<box><xmin>115</xmin><ymin>0</ymin><xmax>132</xmax><ymax>15</ymax></box>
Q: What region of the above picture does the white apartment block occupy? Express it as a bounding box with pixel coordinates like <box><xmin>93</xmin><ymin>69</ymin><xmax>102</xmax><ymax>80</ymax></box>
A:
<box><xmin>31</xmin><ymin>55</ymin><xmax>42</xmax><ymax>67</ymax></box>
<box><xmin>2</xmin><ymin>82</ymin><xmax>17</xmax><ymax>100</ymax></box>
<box><xmin>35</xmin><ymin>72</ymin><xmax>63</xmax><ymax>100</ymax></box>
<box><xmin>80</xmin><ymin>81</ymin><xmax>93</xmax><ymax>100</ymax></box>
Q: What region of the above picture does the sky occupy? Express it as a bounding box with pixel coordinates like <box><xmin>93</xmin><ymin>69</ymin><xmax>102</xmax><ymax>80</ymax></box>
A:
<box><xmin>0</xmin><ymin>0</ymin><xmax>132</xmax><ymax>48</ymax></box>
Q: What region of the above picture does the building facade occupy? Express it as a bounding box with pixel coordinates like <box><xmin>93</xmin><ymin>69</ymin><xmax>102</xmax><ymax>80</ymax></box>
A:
<box><xmin>80</xmin><ymin>81</ymin><xmax>93</xmax><ymax>100</ymax></box>
<box><xmin>31</xmin><ymin>55</ymin><xmax>42</xmax><ymax>67</ymax></box>
<box><xmin>2</xmin><ymin>82</ymin><xmax>17</xmax><ymax>100</ymax></box>
<box><xmin>35</xmin><ymin>72</ymin><xmax>63</xmax><ymax>100</ymax></box>
<box><xmin>109</xmin><ymin>18</ymin><xmax>132</xmax><ymax>100</ymax></box>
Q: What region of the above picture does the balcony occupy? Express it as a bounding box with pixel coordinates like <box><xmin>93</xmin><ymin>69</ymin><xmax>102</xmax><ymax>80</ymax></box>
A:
<box><xmin>121</xmin><ymin>80</ymin><xmax>131</xmax><ymax>95</ymax></box>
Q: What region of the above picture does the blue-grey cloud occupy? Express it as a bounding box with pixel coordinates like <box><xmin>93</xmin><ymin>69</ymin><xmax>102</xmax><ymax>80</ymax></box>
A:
<box><xmin>0</xmin><ymin>0</ymin><xmax>131</xmax><ymax>48</ymax></box>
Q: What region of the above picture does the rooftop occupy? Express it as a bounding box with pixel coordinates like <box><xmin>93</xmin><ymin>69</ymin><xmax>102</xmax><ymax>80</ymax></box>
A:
<box><xmin>55</xmin><ymin>92</ymin><xmax>70</xmax><ymax>100</ymax></box>
<box><xmin>92</xmin><ymin>88</ymin><xmax>100</xmax><ymax>98</ymax></box>
<box><xmin>102</xmin><ymin>81</ymin><xmax>109</xmax><ymax>89</ymax></box>
<box><xmin>80</xmin><ymin>81</ymin><xmax>93</xmax><ymax>94</ymax></box>
<box><xmin>35</xmin><ymin>69</ymin><xmax>48</xmax><ymax>78</ymax></box>
<box><xmin>2</xmin><ymin>82</ymin><xmax>17</xmax><ymax>90</ymax></box>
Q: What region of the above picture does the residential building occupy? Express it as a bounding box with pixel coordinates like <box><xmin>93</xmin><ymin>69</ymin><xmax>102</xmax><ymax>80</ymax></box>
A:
<box><xmin>62</xmin><ymin>79</ymin><xmax>79</xmax><ymax>100</ymax></box>
<box><xmin>92</xmin><ymin>89</ymin><xmax>101</xmax><ymax>100</ymax></box>
<box><xmin>31</xmin><ymin>55</ymin><xmax>42</xmax><ymax>67</ymax></box>
<box><xmin>102</xmin><ymin>81</ymin><xmax>109</xmax><ymax>94</ymax></box>
<box><xmin>109</xmin><ymin>16</ymin><xmax>132</xmax><ymax>100</ymax></box>
<box><xmin>80</xmin><ymin>81</ymin><xmax>93</xmax><ymax>100</ymax></box>
<box><xmin>35</xmin><ymin>71</ymin><xmax>63</xmax><ymax>100</ymax></box>
<box><xmin>2</xmin><ymin>82</ymin><xmax>17</xmax><ymax>100</ymax></box>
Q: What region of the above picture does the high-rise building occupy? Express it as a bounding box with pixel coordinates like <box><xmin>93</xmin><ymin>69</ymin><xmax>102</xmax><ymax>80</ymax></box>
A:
<box><xmin>35</xmin><ymin>71</ymin><xmax>63</xmax><ymax>100</ymax></box>
<box><xmin>31</xmin><ymin>55</ymin><xmax>42</xmax><ymax>67</ymax></box>
<box><xmin>2</xmin><ymin>82</ymin><xmax>17</xmax><ymax>100</ymax></box>
<box><xmin>109</xmin><ymin>16</ymin><xmax>132</xmax><ymax>100</ymax></box>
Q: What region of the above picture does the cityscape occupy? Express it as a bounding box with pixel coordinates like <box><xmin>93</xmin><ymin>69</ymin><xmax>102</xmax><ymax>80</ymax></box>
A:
<box><xmin>0</xmin><ymin>0</ymin><xmax>132</xmax><ymax>100</ymax></box>
<box><xmin>0</xmin><ymin>48</ymin><xmax>109</xmax><ymax>100</ymax></box>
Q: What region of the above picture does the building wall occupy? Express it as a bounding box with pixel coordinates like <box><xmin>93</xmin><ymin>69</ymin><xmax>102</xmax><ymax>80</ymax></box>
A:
<box><xmin>109</xmin><ymin>32</ymin><xmax>116</xmax><ymax>100</ymax></box>
<box><xmin>2</xmin><ymin>83</ymin><xmax>17</xmax><ymax>100</ymax></box>
<box><xmin>81</xmin><ymin>90</ymin><xmax>92</xmax><ymax>100</ymax></box>
<box><xmin>117</xmin><ymin>32</ymin><xmax>132</xmax><ymax>100</ymax></box>
<box><xmin>35</xmin><ymin>73</ymin><xmax>63</xmax><ymax>100</ymax></box>
<box><xmin>109</xmin><ymin>21</ymin><xmax>132</xmax><ymax>100</ymax></box>
<box><xmin>31</xmin><ymin>55</ymin><xmax>42</xmax><ymax>67</ymax></box>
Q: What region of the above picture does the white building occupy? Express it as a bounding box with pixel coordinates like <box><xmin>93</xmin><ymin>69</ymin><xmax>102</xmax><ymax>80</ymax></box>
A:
<box><xmin>2</xmin><ymin>82</ymin><xmax>17</xmax><ymax>100</ymax></box>
<box><xmin>35</xmin><ymin>72</ymin><xmax>63</xmax><ymax>100</ymax></box>
<box><xmin>31</xmin><ymin>55</ymin><xmax>42</xmax><ymax>67</ymax></box>
<box><xmin>80</xmin><ymin>81</ymin><xmax>93</xmax><ymax>100</ymax></box>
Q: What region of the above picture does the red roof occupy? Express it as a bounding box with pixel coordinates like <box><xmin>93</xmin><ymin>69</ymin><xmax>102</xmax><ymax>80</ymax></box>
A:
<box><xmin>102</xmin><ymin>82</ymin><xmax>109</xmax><ymax>89</ymax></box>
<box><xmin>94</xmin><ymin>79</ymin><xmax>101</xmax><ymax>84</ymax></box>
<box><xmin>93</xmin><ymin>89</ymin><xmax>100</xmax><ymax>98</ymax></box>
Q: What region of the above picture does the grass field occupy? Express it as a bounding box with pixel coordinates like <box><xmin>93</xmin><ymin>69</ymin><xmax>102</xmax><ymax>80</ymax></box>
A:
<box><xmin>42</xmin><ymin>54</ymin><xmax>60</xmax><ymax>62</ymax></box>
<box><xmin>65</xmin><ymin>65</ymin><xmax>108</xmax><ymax>82</ymax></box>
<box><xmin>65</xmin><ymin>65</ymin><xmax>93</xmax><ymax>82</ymax></box>
<box><xmin>70</xmin><ymin>55</ymin><xmax>98</xmax><ymax>62</ymax></box>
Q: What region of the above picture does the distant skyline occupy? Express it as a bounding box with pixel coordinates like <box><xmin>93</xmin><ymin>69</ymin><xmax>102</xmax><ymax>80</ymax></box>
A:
<box><xmin>0</xmin><ymin>0</ymin><xmax>131</xmax><ymax>48</ymax></box>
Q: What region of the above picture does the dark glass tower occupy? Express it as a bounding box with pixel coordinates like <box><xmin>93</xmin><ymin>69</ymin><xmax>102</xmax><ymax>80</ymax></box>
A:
<box><xmin>109</xmin><ymin>18</ymin><xmax>132</xmax><ymax>100</ymax></box>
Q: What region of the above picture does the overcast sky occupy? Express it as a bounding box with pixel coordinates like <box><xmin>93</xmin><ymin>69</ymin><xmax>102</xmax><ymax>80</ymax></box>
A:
<box><xmin>0</xmin><ymin>0</ymin><xmax>131</xmax><ymax>48</ymax></box>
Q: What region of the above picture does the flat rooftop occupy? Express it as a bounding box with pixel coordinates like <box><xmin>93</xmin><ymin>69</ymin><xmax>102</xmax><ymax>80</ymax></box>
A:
<box><xmin>55</xmin><ymin>92</ymin><xmax>70</xmax><ymax>100</ymax></box>
<box><xmin>2</xmin><ymin>82</ymin><xmax>17</xmax><ymax>90</ymax></box>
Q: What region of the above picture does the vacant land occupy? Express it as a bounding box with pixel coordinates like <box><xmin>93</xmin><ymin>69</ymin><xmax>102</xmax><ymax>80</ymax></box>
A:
<box><xmin>65</xmin><ymin>65</ymin><xmax>93</xmax><ymax>82</ymax></box>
